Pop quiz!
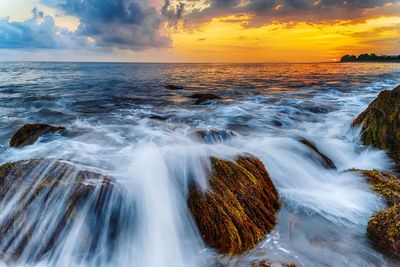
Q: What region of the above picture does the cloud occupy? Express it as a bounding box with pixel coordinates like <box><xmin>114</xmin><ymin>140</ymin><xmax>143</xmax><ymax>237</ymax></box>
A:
<box><xmin>0</xmin><ymin>7</ymin><xmax>85</xmax><ymax>49</ymax></box>
<box><xmin>41</xmin><ymin>0</ymin><xmax>171</xmax><ymax>50</ymax></box>
<box><xmin>176</xmin><ymin>0</ymin><xmax>400</xmax><ymax>25</ymax></box>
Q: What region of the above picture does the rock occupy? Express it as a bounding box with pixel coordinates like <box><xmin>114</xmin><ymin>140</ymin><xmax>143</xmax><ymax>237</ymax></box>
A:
<box><xmin>0</xmin><ymin>159</ymin><xmax>129</xmax><ymax>262</ymax></box>
<box><xmin>251</xmin><ymin>260</ymin><xmax>296</xmax><ymax>267</ymax></box>
<box><xmin>189</xmin><ymin>93</ymin><xmax>222</xmax><ymax>105</ymax></box>
<box><xmin>188</xmin><ymin>155</ymin><xmax>280</xmax><ymax>255</ymax></box>
<box><xmin>350</xmin><ymin>168</ymin><xmax>400</xmax><ymax>257</ymax></box>
<box><xmin>368</xmin><ymin>204</ymin><xmax>400</xmax><ymax>258</ymax></box>
<box><xmin>352</xmin><ymin>169</ymin><xmax>400</xmax><ymax>206</ymax></box>
<box><xmin>353</xmin><ymin>85</ymin><xmax>400</xmax><ymax>170</ymax></box>
<box><xmin>164</xmin><ymin>84</ymin><xmax>184</xmax><ymax>90</ymax></box>
<box><xmin>10</xmin><ymin>124</ymin><xmax>66</xmax><ymax>148</ymax></box>
<box><xmin>149</xmin><ymin>115</ymin><xmax>169</xmax><ymax>121</ymax></box>
<box><xmin>193</xmin><ymin>129</ymin><xmax>236</xmax><ymax>144</ymax></box>
<box><xmin>299</xmin><ymin>138</ymin><xmax>336</xmax><ymax>169</ymax></box>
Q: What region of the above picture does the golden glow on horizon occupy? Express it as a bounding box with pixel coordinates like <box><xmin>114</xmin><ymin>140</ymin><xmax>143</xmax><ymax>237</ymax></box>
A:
<box><xmin>170</xmin><ymin>15</ymin><xmax>400</xmax><ymax>62</ymax></box>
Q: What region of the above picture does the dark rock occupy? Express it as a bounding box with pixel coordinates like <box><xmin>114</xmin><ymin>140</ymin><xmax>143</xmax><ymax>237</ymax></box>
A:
<box><xmin>189</xmin><ymin>93</ymin><xmax>222</xmax><ymax>105</ymax></box>
<box><xmin>164</xmin><ymin>84</ymin><xmax>184</xmax><ymax>90</ymax></box>
<box><xmin>193</xmin><ymin>129</ymin><xmax>236</xmax><ymax>144</ymax></box>
<box><xmin>353</xmin><ymin>85</ymin><xmax>400</xmax><ymax>170</ymax></box>
<box><xmin>10</xmin><ymin>124</ymin><xmax>66</xmax><ymax>148</ymax></box>
<box><xmin>299</xmin><ymin>138</ymin><xmax>336</xmax><ymax>169</ymax></box>
<box><xmin>149</xmin><ymin>115</ymin><xmax>169</xmax><ymax>121</ymax></box>
<box><xmin>251</xmin><ymin>260</ymin><xmax>296</xmax><ymax>267</ymax></box>
<box><xmin>188</xmin><ymin>155</ymin><xmax>280</xmax><ymax>255</ymax></box>
<box><xmin>0</xmin><ymin>159</ymin><xmax>129</xmax><ymax>262</ymax></box>
<box><xmin>368</xmin><ymin>204</ymin><xmax>400</xmax><ymax>258</ymax></box>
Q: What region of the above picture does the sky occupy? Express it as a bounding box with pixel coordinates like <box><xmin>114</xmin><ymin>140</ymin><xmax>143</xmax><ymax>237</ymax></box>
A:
<box><xmin>0</xmin><ymin>0</ymin><xmax>399</xmax><ymax>62</ymax></box>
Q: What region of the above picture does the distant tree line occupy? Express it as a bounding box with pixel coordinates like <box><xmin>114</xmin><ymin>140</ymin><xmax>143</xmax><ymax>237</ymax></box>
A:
<box><xmin>341</xmin><ymin>53</ymin><xmax>400</xmax><ymax>62</ymax></box>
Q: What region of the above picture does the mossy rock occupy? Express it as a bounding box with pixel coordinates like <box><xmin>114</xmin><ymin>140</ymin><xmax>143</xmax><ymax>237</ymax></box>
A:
<box><xmin>353</xmin><ymin>85</ymin><xmax>400</xmax><ymax>170</ymax></box>
<box><xmin>10</xmin><ymin>124</ymin><xmax>66</xmax><ymax>148</ymax></box>
<box><xmin>0</xmin><ymin>159</ymin><xmax>129</xmax><ymax>262</ymax></box>
<box><xmin>299</xmin><ymin>138</ymin><xmax>336</xmax><ymax>169</ymax></box>
<box><xmin>188</xmin><ymin>155</ymin><xmax>280</xmax><ymax>255</ymax></box>
<box><xmin>368</xmin><ymin>204</ymin><xmax>400</xmax><ymax>258</ymax></box>
<box><xmin>352</xmin><ymin>169</ymin><xmax>400</xmax><ymax>206</ymax></box>
<box><xmin>189</xmin><ymin>93</ymin><xmax>222</xmax><ymax>105</ymax></box>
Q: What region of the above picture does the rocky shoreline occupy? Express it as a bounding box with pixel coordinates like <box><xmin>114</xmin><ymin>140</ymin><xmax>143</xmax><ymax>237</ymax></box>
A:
<box><xmin>1</xmin><ymin>84</ymin><xmax>400</xmax><ymax>265</ymax></box>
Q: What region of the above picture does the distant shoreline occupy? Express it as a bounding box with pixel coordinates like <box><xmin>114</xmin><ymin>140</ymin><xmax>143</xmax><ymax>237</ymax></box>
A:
<box><xmin>340</xmin><ymin>53</ymin><xmax>400</xmax><ymax>63</ymax></box>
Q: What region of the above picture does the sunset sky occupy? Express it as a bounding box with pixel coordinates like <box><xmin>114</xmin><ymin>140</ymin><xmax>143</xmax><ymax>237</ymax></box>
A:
<box><xmin>0</xmin><ymin>0</ymin><xmax>399</xmax><ymax>62</ymax></box>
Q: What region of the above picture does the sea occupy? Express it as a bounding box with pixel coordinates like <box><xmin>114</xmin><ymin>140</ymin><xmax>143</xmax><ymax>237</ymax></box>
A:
<box><xmin>0</xmin><ymin>62</ymin><xmax>400</xmax><ymax>267</ymax></box>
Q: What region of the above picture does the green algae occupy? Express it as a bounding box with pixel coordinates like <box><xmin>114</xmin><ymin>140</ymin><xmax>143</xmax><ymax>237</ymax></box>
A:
<box><xmin>188</xmin><ymin>155</ymin><xmax>280</xmax><ymax>255</ymax></box>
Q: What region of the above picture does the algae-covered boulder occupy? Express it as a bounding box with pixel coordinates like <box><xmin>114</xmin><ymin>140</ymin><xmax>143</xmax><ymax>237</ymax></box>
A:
<box><xmin>0</xmin><ymin>159</ymin><xmax>129</xmax><ymax>262</ymax></box>
<box><xmin>188</xmin><ymin>155</ymin><xmax>280</xmax><ymax>255</ymax></box>
<box><xmin>10</xmin><ymin>124</ymin><xmax>66</xmax><ymax>148</ymax></box>
<box><xmin>353</xmin><ymin>169</ymin><xmax>400</xmax><ymax>206</ymax></box>
<box><xmin>368</xmin><ymin>204</ymin><xmax>400</xmax><ymax>258</ymax></box>
<box><xmin>352</xmin><ymin>169</ymin><xmax>400</xmax><ymax>257</ymax></box>
<box><xmin>353</xmin><ymin>85</ymin><xmax>400</xmax><ymax>169</ymax></box>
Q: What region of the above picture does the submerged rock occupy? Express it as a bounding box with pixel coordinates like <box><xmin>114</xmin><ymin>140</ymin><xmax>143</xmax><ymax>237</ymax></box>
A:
<box><xmin>368</xmin><ymin>204</ymin><xmax>400</xmax><ymax>258</ymax></box>
<box><xmin>192</xmin><ymin>129</ymin><xmax>236</xmax><ymax>144</ymax></box>
<box><xmin>353</xmin><ymin>85</ymin><xmax>400</xmax><ymax>170</ymax></box>
<box><xmin>190</xmin><ymin>93</ymin><xmax>222</xmax><ymax>105</ymax></box>
<box><xmin>149</xmin><ymin>115</ymin><xmax>169</xmax><ymax>121</ymax></box>
<box><xmin>251</xmin><ymin>260</ymin><xmax>296</xmax><ymax>267</ymax></box>
<box><xmin>164</xmin><ymin>84</ymin><xmax>184</xmax><ymax>90</ymax></box>
<box><xmin>299</xmin><ymin>138</ymin><xmax>336</xmax><ymax>169</ymax></box>
<box><xmin>10</xmin><ymin>124</ymin><xmax>66</xmax><ymax>148</ymax></box>
<box><xmin>0</xmin><ymin>159</ymin><xmax>129</xmax><ymax>262</ymax></box>
<box><xmin>188</xmin><ymin>155</ymin><xmax>280</xmax><ymax>255</ymax></box>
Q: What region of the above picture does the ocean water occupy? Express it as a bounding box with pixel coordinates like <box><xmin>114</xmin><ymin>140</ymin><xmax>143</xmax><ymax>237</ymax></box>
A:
<box><xmin>0</xmin><ymin>62</ymin><xmax>400</xmax><ymax>267</ymax></box>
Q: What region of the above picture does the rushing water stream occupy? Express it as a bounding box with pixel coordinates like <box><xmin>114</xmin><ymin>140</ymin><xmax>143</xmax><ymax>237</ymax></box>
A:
<box><xmin>0</xmin><ymin>62</ymin><xmax>400</xmax><ymax>267</ymax></box>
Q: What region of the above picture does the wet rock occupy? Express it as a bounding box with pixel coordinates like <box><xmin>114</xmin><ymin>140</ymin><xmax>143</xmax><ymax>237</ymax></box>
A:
<box><xmin>164</xmin><ymin>84</ymin><xmax>184</xmax><ymax>90</ymax></box>
<box><xmin>10</xmin><ymin>124</ymin><xmax>66</xmax><ymax>148</ymax></box>
<box><xmin>188</xmin><ymin>155</ymin><xmax>280</xmax><ymax>255</ymax></box>
<box><xmin>352</xmin><ymin>169</ymin><xmax>400</xmax><ymax>206</ymax></box>
<box><xmin>149</xmin><ymin>115</ymin><xmax>169</xmax><ymax>121</ymax></box>
<box><xmin>251</xmin><ymin>260</ymin><xmax>296</xmax><ymax>267</ymax></box>
<box><xmin>368</xmin><ymin>204</ymin><xmax>400</xmax><ymax>258</ymax></box>
<box><xmin>193</xmin><ymin>129</ymin><xmax>236</xmax><ymax>144</ymax></box>
<box><xmin>350</xmin><ymin>168</ymin><xmax>400</xmax><ymax>257</ymax></box>
<box><xmin>0</xmin><ymin>159</ymin><xmax>129</xmax><ymax>262</ymax></box>
<box><xmin>299</xmin><ymin>138</ymin><xmax>336</xmax><ymax>169</ymax></box>
<box><xmin>353</xmin><ymin>85</ymin><xmax>400</xmax><ymax>170</ymax></box>
<box><xmin>189</xmin><ymin>93</ymin><xmax>222</xmax><ymax>105</ymax></box>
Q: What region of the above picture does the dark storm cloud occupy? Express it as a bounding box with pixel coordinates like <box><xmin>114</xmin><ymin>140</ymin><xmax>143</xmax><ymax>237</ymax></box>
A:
<box><xmin>41</xmin><ymin>0</ymin><xmax>171</xmax><ymax>50</ymax></box>
<box><xmin>0</xmin><ymin>8</ymin><xmax>84</xmax><ymax>49</ymax></box>
<box><xmin>182</xmin><ymin>0</ymin><xmax>399</xmax><ymax>25</ymax></box>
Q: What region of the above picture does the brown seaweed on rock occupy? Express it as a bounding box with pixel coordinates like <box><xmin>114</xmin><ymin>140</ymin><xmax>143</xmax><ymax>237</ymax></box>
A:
<box><xmin>351</xmin><ymin>169</ymin><xmax>400</xmax><ymax>258</ymax></box>
<box><xmin>10</xmin><ymin>124</ymin><xmax>66</xmax><ymax>148</ymax></box>
<box><xmin>188</xmin><ymin>155</ymin><xmax>280</xmax><ymax>255</ymax></box>
<box><xmin>0</xmin><ymin>159</ymin><xmax>129</xmax><ymax>262</ymax></box>
<box><xmin>352</xmin><ymin>169</ymin><xmax>400</xmax><ymax>206</ymax></box>
<box><xmin>368</xmin><ymin>204</ymin><xmax>400</xmax><ymax>258</ymax></box>
<box><xmin>353</xmin><ymin>85</ymin><xmax>400</xmax><ymax>170</ymax></box>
